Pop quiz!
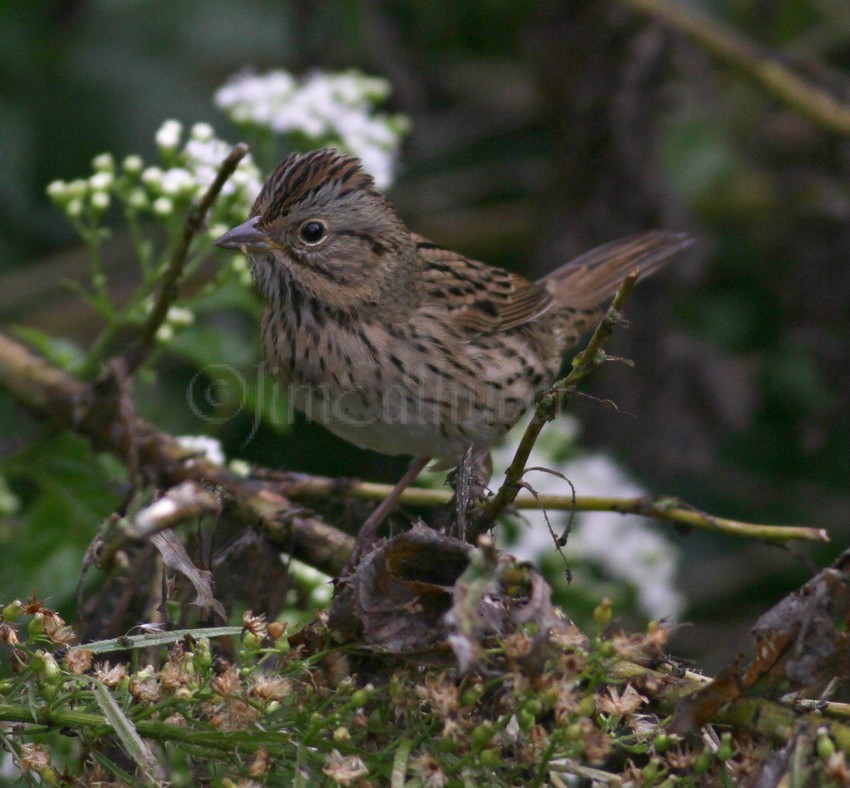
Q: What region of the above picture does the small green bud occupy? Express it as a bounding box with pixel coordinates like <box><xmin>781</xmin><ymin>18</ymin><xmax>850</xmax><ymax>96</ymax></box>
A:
<box><xmin>518</xmin><ymin>707</ymin><xmax>535</xmax><ymax>732</ymax></box>
<box><xmin>693</xmin><ymin>750</ymin><xmax>713</xmax><ymax>774</ymax></box>
<box><xmin>460</xmin><ymin>683</ymin><xmax>484</xmax><ymax>707</ymax></box>
<box><xmin>593</xmin><ymin>597</ymin><xmax>613</xmax><ymax>627</ymax></box>
<box><xmin>816</xmin><ymin>729</ymin><xmax>836</xmax><ymax>760</ymax></box>
<box><xmin>28</xmin><ymin>614</ymin><xmax>45</xmax><ymax>638</ymax></box>
<box><xmin>2</xmin><ymin>600</ymin><xmax>23</xmax><ymax>622</ymax></box>
<box><xmin>479</xmin><ymin>748</ymin><xmax>500</xmax><ymax>768</ymax></box>
<box><xmin>471</xmin><ymin>722</ymin><xmax>494</xmax><ymax>749</ymax></box>
<box><xmin>716</xmin><ymin>732</ymin><xmax>734</xmax><ymax>762</ymax></box>
<box><xmin>642</xmin><ymin>759</ymin><xmax>662</xmax><ymax>782</ymax></box>
<box><xmin>350</xmin><ymin>688</ymin><xmax>370</xmax><ymax>708</ymax></box>
<box><xmin>435</xmin><ymin>736</ymin><xmax>455</xmax><ymax>753</ymax></box>
<box><xmin>652</xmin><ymin>733</ymin><xmax>671</xmax><ymax>753</ymax></box>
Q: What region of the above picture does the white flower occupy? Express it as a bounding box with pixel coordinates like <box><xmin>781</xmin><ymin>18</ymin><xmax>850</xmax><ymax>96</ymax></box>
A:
<box><xmin>155</xmin><ymin>324</ymin><xmax>174</xmax><ymax>343</ymax></box>
<box><xmin>155</xmin><ymin>119</ymin><xmax>183</xmax><ymax>150</ymax></box>
<box><xmin>91</xmin><ymin>191</ymin><xmax>110</xmax><ymax>211</ymax></box>
<box><xmin>141</xmin><ymin>167</ymin><xmax>164</xmax><ymax>189</ymax></box>
<box><xmin>66</xmin><ymin>198</ymin><xmax>84</xmax><ymax>218</ymax></box>
<box><xmin>92</xmin><ymin>153</ymin><xmax>115</xmax><ymax>173</ymax></box>
<box><xmin>190</xmin><ymin>122</ymin><xmax>214</xmax><ymax>142</ymax></box>
<box><xmin>160</xmin><ymin>168</ymin><xmax>195</xmax><ymax>197</ymax></box>
<box><xmin>152</xmin><ymin>196</ymin><xmax>174</xmax><ymax>216</ymax></box>
<box><xmin>166</xmin><ymin>305</ymin><xmax>194</xmax><ymax>326</ymax></box>
<box><xmin>177</xmin><ymin>435</ymin><xmax>225</xmax><ymax>465</ymax></box>
<box><xmin>214</xmin><ymin>69</ymin><xmax>408</xmax><ymax>188</ymax></box>
<box><xmin>89</xmin><ymin>171</ymin><xmax>114</xmax><ymax>192</ymax></box>
<box><xmin>65</xmin><ymin>179</ymin><xmax>89</xmax><ymax>199</ymax></box>
<box><xmin>489</xmin><ymin>415</ymin><xmax>686</xmax><ymax>621</ymax></box>
<box><xmin>127</xmin><ymin>189</ymin><xmax>148</xmax><ymax>209</ymax></box>
<box><xmin>123</xmin><ymin>154</ymin><xmax>144</xmax><ymax>175</ymax></box>
<box><xmin>46</xmin><ymin>180</ymin><xmax>67</xmax><ymax>201</ymax></box>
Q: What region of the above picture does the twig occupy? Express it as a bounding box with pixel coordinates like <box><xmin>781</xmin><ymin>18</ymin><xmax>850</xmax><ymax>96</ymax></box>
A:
<box><xmin>621</xmin><ymin>0</ymin><xmax>850</xmax><ymax>136</ymax></box>
<box><xmin>608</xmin><ymin>660</ymin><xmax>850</xmax><ymax>757</ymax></box>
<box><xmin>469</xmin><ymin>270</ymin><xmax>641</xmax><ymax>540</ymax></box>
<box><xmin>270</xmin><ymin>472</ymin><xmax>827</xmax><ymax>544</ymax></box>
<box><xmin>122</xmin><ymin>143</ymin><xmax>250</xmax><ymax>374</ymax></box>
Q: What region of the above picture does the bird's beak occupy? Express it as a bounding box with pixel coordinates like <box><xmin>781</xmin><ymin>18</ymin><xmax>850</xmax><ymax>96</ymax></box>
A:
<box><xmin>214</xmin><ymin>216</ymin><xmax>271</xmax><ymax>253</ymax></box>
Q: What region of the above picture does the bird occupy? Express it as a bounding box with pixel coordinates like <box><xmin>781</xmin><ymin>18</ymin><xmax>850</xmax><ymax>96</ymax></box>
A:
<box><xmin>215</xmin><ymin>147</ymin><xmax>690</xmax><ymax>565</ymax></box>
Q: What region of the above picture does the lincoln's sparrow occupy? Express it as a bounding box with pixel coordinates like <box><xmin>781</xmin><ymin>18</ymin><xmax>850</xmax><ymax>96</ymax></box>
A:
<box><xmin>215</xmin><ymin>148</ymin><xmax>689</xmax><ymax>558</ymax></box>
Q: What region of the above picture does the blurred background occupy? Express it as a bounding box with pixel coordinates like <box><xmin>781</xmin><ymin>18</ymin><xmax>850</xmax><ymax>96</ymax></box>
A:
<box><xmin>0</xmin><ymin>0</ymin><xmax>848</xmax><ymax>672</ymax></box>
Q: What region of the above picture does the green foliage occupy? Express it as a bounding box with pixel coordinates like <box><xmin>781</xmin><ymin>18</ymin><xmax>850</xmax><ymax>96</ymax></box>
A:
<box><xmin>0</xmin><ymin>433</ymin><xmax>123</xmax><ymax>611</ymax></box>
<box><xmin>0</xmin><ymin>599</ymin><xmax>774</xmax><ymax>785</ymax></box>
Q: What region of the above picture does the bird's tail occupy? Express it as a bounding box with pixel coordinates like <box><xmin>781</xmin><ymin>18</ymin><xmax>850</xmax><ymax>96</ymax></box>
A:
<box><xmin>540</xmin><ymin>230</ymin><xmax>692</xmax><ymax>353</ymax></box>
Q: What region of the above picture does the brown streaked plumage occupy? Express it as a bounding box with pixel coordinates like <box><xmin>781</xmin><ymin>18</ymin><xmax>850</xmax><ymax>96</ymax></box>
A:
<box><xmin>215</xmin><ymin>148</ymin><xmax>690</xmax><ymax>560</ymax></box>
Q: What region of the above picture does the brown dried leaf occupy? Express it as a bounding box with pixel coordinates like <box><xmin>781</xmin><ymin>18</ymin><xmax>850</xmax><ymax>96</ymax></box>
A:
<box><xmin>151</xmin><ymin>529</ymin><xmax>226</xmax><ymax>620</ymax></box>
<box><xmin>672</xmin><ymin>548</ymin><xmax>850</xmax><ymax>733</ymax></box>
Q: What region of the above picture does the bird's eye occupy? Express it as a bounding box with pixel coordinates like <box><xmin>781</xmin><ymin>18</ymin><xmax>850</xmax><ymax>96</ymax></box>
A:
<box><xmin>299</xmin><ymin>220</ymin><xmax>327</xmax><ymax>245</ymax></box>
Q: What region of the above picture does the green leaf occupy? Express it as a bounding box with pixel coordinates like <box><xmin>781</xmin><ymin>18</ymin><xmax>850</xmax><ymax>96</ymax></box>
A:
<box><xmin>12</xmin><ymin>326</ymin><xmax>86</xmax><ymax>373</ymax></box>
<box><xmin>0</xmin><ymin>432</ymin><xmax>122</xmax><ymax>607</ymax></box>
<box><xmin>88</xmin><ymin>678</ymin><xmax>164</xmax><ymax>785</ymax></box>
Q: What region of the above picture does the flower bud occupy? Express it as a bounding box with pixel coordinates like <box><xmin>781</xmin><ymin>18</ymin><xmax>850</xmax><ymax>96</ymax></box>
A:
<box><xmin>123</xmin><ymin>154</ymin><xmax>144</xmax><ymax>175</ymax></box>
<box><xmin>92</xmin><ymin>153</ymin><xmax>115</xmax><ymax>173</ymax></box>
<box><xmin>155</xmin><ymin>119</ymin><xmax>183</xmax><ymax>150</ymax></box>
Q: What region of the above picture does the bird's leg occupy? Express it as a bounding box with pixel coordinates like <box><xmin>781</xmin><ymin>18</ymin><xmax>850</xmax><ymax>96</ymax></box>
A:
<box><xmin>344</xmin><ymin>454</ymin><xmax>431</xmax><ymax>573</ymax></box>
<box><xmin>447</xmin><ymin>447</ymin><xmax>492</xmax><ymax>542</ymax></box>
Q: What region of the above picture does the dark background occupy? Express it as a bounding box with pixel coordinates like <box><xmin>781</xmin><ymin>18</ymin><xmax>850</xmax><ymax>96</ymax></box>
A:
<box><xmin>1</xmin><ymin>0</ymin><xmax>848</xmax><ymax>672</ymax></box>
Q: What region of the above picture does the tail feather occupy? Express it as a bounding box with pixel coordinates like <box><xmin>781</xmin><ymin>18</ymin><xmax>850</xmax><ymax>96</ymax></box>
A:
<box><xmin>541</xmin><ymin>230</ymin><xmax>692</xmax><ymax>311</ymax></box>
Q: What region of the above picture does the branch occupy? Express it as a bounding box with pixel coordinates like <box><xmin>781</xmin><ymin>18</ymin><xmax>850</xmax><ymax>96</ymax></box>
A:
<box><xmin>469</xmin><ymin>270</ymin><xmax>641</xmax><ymax>539</ymax></box>
<box><xmin>608</xmin><ymin>660</ymin><xmax>850</xmax><ymax>758</ymax></box>
<box><xmin>0</xmin><ymin>331</ymin><xmax>353</xmax><ymax>576</ymax></box>
<box><xmin>271</xmin><ymin>471</ymin><xmax>827</xmax><ymax>544</ymax></box>
<box><xmin>621</xmin><ymin>0</ymin><xmax>850</xmax><ymax>136</ymax></box>
<box><xmin>122</xmin><ymin>143</ymin><xmax>250</xmax><ymax>374</ymax></box>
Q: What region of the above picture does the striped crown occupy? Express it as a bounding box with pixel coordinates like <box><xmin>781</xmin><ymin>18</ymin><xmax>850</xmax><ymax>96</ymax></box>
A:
<box><xmin>251</xmin><ymin>148</ymin><xmax>377</xmax><ymax>225</ymax></box>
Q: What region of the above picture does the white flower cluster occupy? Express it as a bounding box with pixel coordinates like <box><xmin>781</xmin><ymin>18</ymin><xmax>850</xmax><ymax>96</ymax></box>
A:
<box><xmin>46</xmin><ymin>121</ymin><xmax>262</xmax><ymax>229</ymax></box>
<box><xmin>215</xmin><ymin>70</ymin><xmax>409</xmax><ymax>188</ymax></box>
<box><xmin>46</xmin><ymin>153</ymin><xmax>118</xmax><ymax>220</ymax></box>
<box><xmin>490</xmin><ymin>415</ymin><xmax>686</xmax><ymax>622</ymax></box>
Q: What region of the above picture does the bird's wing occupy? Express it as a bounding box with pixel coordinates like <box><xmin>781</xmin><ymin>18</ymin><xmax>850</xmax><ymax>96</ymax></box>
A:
<box><xmin>413</xmin><ymin>234</ymin><xmax>552</xmax><ymax>335</ymax></box>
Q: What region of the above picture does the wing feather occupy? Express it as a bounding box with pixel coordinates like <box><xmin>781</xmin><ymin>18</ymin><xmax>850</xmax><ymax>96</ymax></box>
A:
<box><xmin>414</xmin><ymin>234</ymin><xmax>552</xmax><ymax>334</ymax></box>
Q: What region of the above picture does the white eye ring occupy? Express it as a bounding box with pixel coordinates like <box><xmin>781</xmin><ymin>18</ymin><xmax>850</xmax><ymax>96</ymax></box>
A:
<box><xmin>299</xmin><ymin>220</ymin><xmax>327</xmax><ymax>245</ymax></box>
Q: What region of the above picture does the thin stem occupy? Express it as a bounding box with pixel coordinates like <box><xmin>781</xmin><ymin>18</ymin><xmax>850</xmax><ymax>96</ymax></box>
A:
<box><xmin>78</xmin><ymin>143</ymin><xmax>249</xmax><ymax>379</ymax></box>
<box><xmin>273</xmin><ymin>472</ymin><xmax>827</xmax><ymax>543</ymax></box>
<box><xmin>620</xmin><ymin>0</ymin><xmax>850</xmax><ymax>136</ymax></box>
<box><xmin>469</xmin><ymin>270</ymin><xmax>641</xmax><ymax>539</ymax></box>
<box><xmin>124</xmin><ymin>142</ymin><xmax>248</xmax><ymax>374</ymax></box>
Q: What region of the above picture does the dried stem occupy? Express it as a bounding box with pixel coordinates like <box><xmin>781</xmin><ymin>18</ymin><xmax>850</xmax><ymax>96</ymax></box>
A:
<box><xmin>469</xmin><ymin>270</ymin><xmax>641</xmax><ymax>539</ymax></box>
<box><xmin>621</xmin><ymin>0</ymin><xmax>850</xmax><ymax>136</ymax></box>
